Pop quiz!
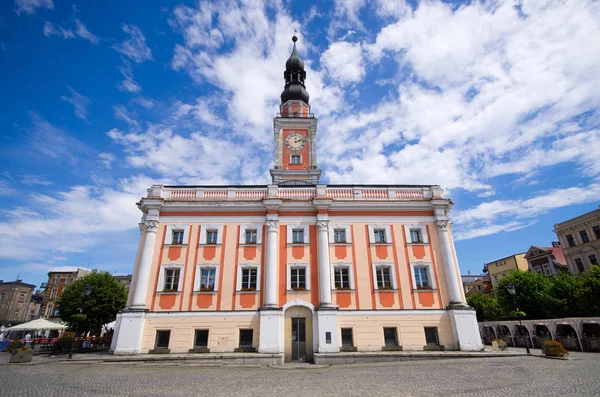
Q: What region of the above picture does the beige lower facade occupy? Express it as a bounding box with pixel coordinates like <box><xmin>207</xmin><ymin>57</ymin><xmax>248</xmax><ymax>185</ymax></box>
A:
<box><xmin>137</xmin><ymin>307</ymin><xmax>454</xmax><ymax>356</ymax></box>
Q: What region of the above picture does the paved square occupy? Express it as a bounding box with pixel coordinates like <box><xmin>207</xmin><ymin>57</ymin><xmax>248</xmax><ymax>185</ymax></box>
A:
<box><xmin>1</xmin><ymin>353</ymin><xmax>599</xmax><ymax>396</ymax></box>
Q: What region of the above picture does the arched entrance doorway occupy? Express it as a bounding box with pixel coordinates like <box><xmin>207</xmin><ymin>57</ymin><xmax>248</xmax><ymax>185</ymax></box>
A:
<box><xmin>284</xmin><ymin>305</ymin><xmax>314</xmax><ymax>362</ymax></box>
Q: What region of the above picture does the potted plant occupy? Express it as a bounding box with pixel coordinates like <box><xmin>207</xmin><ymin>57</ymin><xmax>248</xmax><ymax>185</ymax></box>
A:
<box><xmin>492</xmin><ymin>338</ymin><xmax>507</xmax><ymax>351</ymax></box>
<box><xmin>542</xmin><ymin>340</ymin><xmax>568</xmax><ymax>357</ymax></box>
<box><xmin>9</xmin><ymin>342</ymin><xmax>33</xmax><ymax>364</ymax></box>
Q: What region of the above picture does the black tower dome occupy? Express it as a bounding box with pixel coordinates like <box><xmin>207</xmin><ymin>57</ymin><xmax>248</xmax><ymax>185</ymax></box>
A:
<box><xmin>280</xmin><ymin>35</ymin><xmax>310</xmax><ymax>104</ymax></box>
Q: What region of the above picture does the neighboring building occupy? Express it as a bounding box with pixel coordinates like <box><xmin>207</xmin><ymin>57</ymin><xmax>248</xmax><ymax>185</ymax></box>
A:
<box><xmin>524</xmin><ymin>244</ymin><xmax>568</xmax><ymax>276</ymax></box>
<box><xmin>461</xmin><ymin>274</ymin><xmax>492</xmax><ymax>297</ymax></box>
<box><xmin>484</xmin><ymin>253</ymin><xmax>528</xmax><ymax>290</ymax></box>
<box><xmin>554</xmin><ymin>206</ymin><xmax>600</xmax><ymax>274</ymax></box>
<box><xmin>40</xmin><ymin>267</ymin><xmax>91</xmax><ymax>319</ymax></box>
<box><xmin>0</xmin><ymin>280</ymin><xmax>37</xmax><ymax>326</ymax></box>
<box><xmin>114</xmin><ymin>275</ymin><xmax>132</xmax><ymax>293</ymax></box>
<box><xmin>111</xmin><ymin>36</ymin><xmax>483</xmax><ymax>360</ymax></box>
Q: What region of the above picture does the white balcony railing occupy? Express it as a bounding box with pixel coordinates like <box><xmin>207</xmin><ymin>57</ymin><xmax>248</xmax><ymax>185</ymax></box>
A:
<box><xmin>159</xmin><ymin>186</ymin><xmax>428</xmax><ymax>201</ymax></box>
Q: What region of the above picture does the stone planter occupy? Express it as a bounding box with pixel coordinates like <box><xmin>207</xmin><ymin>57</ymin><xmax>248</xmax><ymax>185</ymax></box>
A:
<box><xmin>492</xmin><ymin>341</ymin><xmax>508</xmax><ymax>351</ymax></box>
<box><xmin>10</xmin><ymin>350</ymin><xmax>33</xmax><ymax>363</ymax></box>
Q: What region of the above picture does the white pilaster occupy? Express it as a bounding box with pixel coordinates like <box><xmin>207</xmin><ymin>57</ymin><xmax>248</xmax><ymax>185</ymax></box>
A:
<box><xmin>316</xmin><ymin>309</ymin><xmax>339</xmax><ymax>353</ymax></box>
<box><xmin>448</xmin><ymin>309</ymin><xmax>484</xmax><ymax>351</ymax></box>
<box><xmin>317</xmin><ymin>218</ymin><xmax>333</xmax><ymax>307</ymax></box>
<box><xmin>258</xmin><ymin>310</ymin><xmax>284</xmax><ymax>353</ymax></box>
<box><xmin>111</xmin><ymin>311</ymin><xmax>147</xmax><ymax>354</ymax></box>
<box><xmin>436</xmin><ymin>220</ymin><xmax>466</xmax><ymax>307</ymax></box>
<box><xmin>264</xmin><ymin>218</ymin><xmax>279</xmax><ymax>308</ymax></box>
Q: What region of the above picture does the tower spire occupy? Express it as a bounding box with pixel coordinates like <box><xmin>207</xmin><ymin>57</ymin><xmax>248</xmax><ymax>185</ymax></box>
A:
<box><xmin>281</xmin><ymin>34</ymin><xmax>309</xmax><ymax>104</ymax></box>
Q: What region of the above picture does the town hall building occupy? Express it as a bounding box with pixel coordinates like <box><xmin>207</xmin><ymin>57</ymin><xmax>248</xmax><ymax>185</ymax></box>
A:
<box><xmin>111</xmin><ymin>36</ymin><xmax>483</xmax><ymax>362</ymax></box>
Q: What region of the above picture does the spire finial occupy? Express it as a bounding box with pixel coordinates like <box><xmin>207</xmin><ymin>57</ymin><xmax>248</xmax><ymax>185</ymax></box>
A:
<box><xmin>292</xmin><ymin>29</ymin><xmax>298</xmax><ymax>43</ymax></box>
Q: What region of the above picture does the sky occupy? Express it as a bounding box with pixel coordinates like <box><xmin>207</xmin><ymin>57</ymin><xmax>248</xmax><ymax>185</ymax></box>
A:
<box><xmin>1</xmin><ymin>0</ymin><xmax>599</xmax><ymax>288</ymax></box>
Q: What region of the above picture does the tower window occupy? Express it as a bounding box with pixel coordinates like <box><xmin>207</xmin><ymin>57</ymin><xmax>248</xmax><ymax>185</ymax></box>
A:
<box><xmin>291</xmin><ymin>154</ymin><xmax>302</xmax><ymax>164</ymax></box>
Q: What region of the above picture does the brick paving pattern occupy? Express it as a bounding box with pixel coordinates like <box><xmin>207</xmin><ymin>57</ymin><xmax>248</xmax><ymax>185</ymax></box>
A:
<box><xmin>1</xmin><ymin>352</ymin><xmax>599</xmax><ymax>396</ymax></box>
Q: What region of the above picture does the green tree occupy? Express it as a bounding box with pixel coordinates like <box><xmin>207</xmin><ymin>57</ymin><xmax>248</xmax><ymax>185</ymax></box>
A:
<box><xmin>547</xmin><ymin>270</ymin><xmax>582</xmax><ymax>318</ymax></box>
<box><xmin>59</xmin><ymin>272</ymin><xmax>127</xmax><ymax>334</ymax></box>
<box><xmin>466</xmin><ymin>292</ymin><xmax>503</xmax><ymax>322</ymax></box>
<box><xmin>496</xmin><ymin>270</ymin><xmax>553</xmax><ymax>320</ymax></box>
<box><xmin>577</xmin><ymin>265</ymin><xmax>600</xmax><ymax>316</ymax></box>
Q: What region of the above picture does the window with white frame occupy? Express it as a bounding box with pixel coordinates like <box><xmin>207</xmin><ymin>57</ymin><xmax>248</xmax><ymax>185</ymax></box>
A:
<box><xmin>375</xmin><ymin>266</ymin><xmax>393</xmax><ymax>289</ymax></box>
<box><xmin>164</xmin><ymin>268</ymin><xmax>181</xmax><ymax>291</ymax></box>
<box><xmin>206</xmin><ymin>230</ymin><xmax>218</xmax><ymax>244</ymax></box>
<box><xmin>46</xmin><ymin>305</ymin><xmax>53</xmax><ymax>317</ymax></box>
<box><xmin>410</xmin><ymin>229</ymin><xmax>423</xmax><ymax>243</ymax></box>
<box><xmin>50</xmin><ymin>288</ymin><xmax>57</xmax><ymax>299</ymax></box>
<box><xmin>241</xmin><ymin>268</ymin><xmax>257</xmax><ymax>291</ymax></box>
<box><xmin>200</xmin><ymin>268</ymin><xmax>217</xmax><ymax>291</ymax></box>
<box><xmin>334</xmin><ymin>229</ymin><xmax>346</xmax><ymax>243</ymax></box>
<box><xmin>13</xmin><ymin>310</ymin><xmax>20</xmax><ymax>320</ymax></box>
<box><xmin>245</xmin><ymin>229</ymin><xmax>257</xmax><ymax>244</ymax></box>
<box><xmin>410</xmin><ymin>262</ymin><xmax>435</xmax><ymax>290</ymax></box>
<box><xmin>334</xmin><ymin>267</ymin><xmax>351</xmax><ymax>290</ymax></box>
<box><xmin>172</xmin><ymin>230</ymin><xmax>184</xmax><ymax>245</ymax></box>
<box><xmin>19</xmin><ymin>293</ymin><xmax>25</xmax><ymax>302</ymax></box>
<box><xmin>0</xmin><ymin>292</ymin><xmax>4</xmax><ymax>300</ymax></box>
<box><xmin>542</xmin><ymin>264</ymin><xmax>552</xmax><ymax>276</ymax></box>
<box><xmin>533</xmin><ymin>266</ymin><xmax>542</xmax><ymax>273</ymax></box>
<box><xmin>66</xmin><ymin>276</ymin><xmax>72</xmax><ymax>283</ymax></box>
<box><xmin>374</xmin><ymin>229</ymin><xmax>386</xmax><ymax>243</ymax></box>
<box><xmin>290</xmin><ymin>267</ymin><xmax>306</xmax><ymax>290</ymax></box>
<box><xmin>292</xmin><ymin>229</ymin><xmax>304</xmax><ymax>243</ymax></box>
<box><xmin>54</xmin><ymin>276</ymin><xmax>60</xmax><ymax>283</ymax></box>
<box><xmin>290</xmin><ymin>154</ymin><xmax>302</xmax><ymax>164</ymax></box>
<box><xmin>414</xmin><ymin>267</ymin><xmax>430</xmax><ymax>289</ymax></box>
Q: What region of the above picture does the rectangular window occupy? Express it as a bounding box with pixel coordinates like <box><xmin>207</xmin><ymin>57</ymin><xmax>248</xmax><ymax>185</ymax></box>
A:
<box><xmin>155</xmin><ymin>330</ymin><xmax>171</xmax><ymax>349</ymax></box>
<box><xmin>424</xmin><ymin>327</ymin><xmax>439</xmax><ymax>345</ymax></box>
<box><xmin>290</xmin><ymin>268</ymin><xmax>306</xmax><ymax>290</ymax></box>
<box><xmin>533</xmin><ymin>266</ymin><xmax>542</xmax><ymax>273</ymax></box>
<box><xmin>245</xmin><ymin>229</ymin><xmax>257</xmax><ymax>244</ymax></box>
<box><xmin>194</xmin><ymin>330</ymin><xmax>209</xmax><ymax>348</ymax></box>
<box><xmin>334</xmin><ymin>229</ymin><xmax>346</xmax><ymax>243</ymax></box>
<box><xmin>164</xmin><ymin>269</ymin><xmax>181</xmax><ymax>291</ymax></box>
<box><xmin>376</xmin><ymin>267</ymin><xmax>392</xmax><ymax>289</ymax></box>
<box><xmin>410</xmin><ymin>229</ymin><xmax>422</xmax><ymax>243</ymax></box>
<box><xmin>334</xmin><ymin>267</ymin><xmax>351</xmax><ymax>290</ymax></box>
<box><xmin>290</xmin><ymin>154</ymin><xmax>302</xmax><ymax>164</ymax></box>
<box><xmin>0</xmin><ymin>292</ymin><xmax>4</xmax><ymax>300</ymax></box>
<box><xmin>341</xmin><ymin>328</ymin><xmax>354</xmax><ymax>347</ymax></box>
<box><xmin>206</xmin><ymin>230</ymin><xmax>218</xmax><ymax>244</ymax></box>
<box><xmin>13</xmin><ymin>310</ymin><xmax>20</xmax><ymax>320</ymax></box>
<box><xmin>374</xmin><ymin>229</ymin><xmax>386</xmax><ymax>243</ymax></box>
<box><xmin>542</xmin><ymin>264</ymin><xmax>552</xmax><ymax>276</ymax></box>
<box><xmin>239</xmin><ymin>329</ymin><xmax>253</xmax><ymax>348</ymax></box>
<box><xmin>18</xmin><ymin>293</ymin><xmax>25</xmax><ymax>302</ymax></box>
<box><xmin>580</xmin><ymin>230</ymin><xmax>590</xmax><ymax>243</ymax></box>
<box><xmin>593</xmin><ymin>225</ymin><xmax>600</xmax><ymax>239</ymax></box>
<box><xmin>292</xmin><ymin>229</ymin><xmax>304</xmax><ymax>244</ymax></box>
<box><xmin>575</xmin><ymin>258</ymin><xmax>585</xmax><ymax>273</ymax></box>
<box><xmin>46</xmin><ymin>305</ymin><xmax>53</xmax><ymax>317</ymax></box>
<box><xmin>589</xmin><ymin>255</ymin><xmax>599</xmax><ymax>266</ymax></box>
<box><xmin>383</xmin><ymin>327</ymin><xmax>398</xmax><ymax>346</ymax></box>
<box><xmin>241</xmin><ymin>268</ymin><xmax>257</xmax><ymax>291</ymax></box>
<box><xmin>50</xmin><ymin>288</ymin><xmax>57</xmax><ymax>299</ymax></box>
<box><xmin>54</xmin><ymin>276</ymin><xmax>60</xmax><ymax>283</ymax></box>
<box><xmin>66</xmin><ymin>276</ymin><xmax>71</xmax><ymax>284</ymax></box>
<box><xmin>566</xmin><ymin>234</ymin><xmax>576</xmax><ymax>247</ymax></box>
<box><xmin>172</xmin><ymin>230</ymin><xmax>184</xmax><ymax>244</ymax></box>
<box><xmin>200</xmin><ymin>268</ymin><xmax>216</xmax><ymax>291</ymax></box>
<box><xmin>415</xmin><ymin>267</ymin><xmax>430</xmax><ymax>289</ymax></box>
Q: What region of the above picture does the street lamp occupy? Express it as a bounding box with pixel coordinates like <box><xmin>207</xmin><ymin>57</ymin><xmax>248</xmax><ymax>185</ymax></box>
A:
<box><xmin>68</xmin><ymin>283</ymin><xmax>92</xmax><ymax>359</ymax></box>
<box><xmin>506</xmin><ymin>283</ymin><xmax>530</xmax><ymax>354</ymax></box>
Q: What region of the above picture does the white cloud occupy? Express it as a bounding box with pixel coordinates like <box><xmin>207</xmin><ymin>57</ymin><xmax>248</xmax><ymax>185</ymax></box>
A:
<box><xmin>113</xmin><ymin>105</ymin><xmax>140</xmax><ymax>128</ymax></box>
<box><xmin>43</xmin><ymin>21</ymin><xmax>74</xmax><ymax>39</ymax></box>
<box><xmin>20</xmin><ymin>175</ymin><xmax>53</xmax><ymax>186</ymax></box>
<box><xmin>172</xmin><ymin>99</ymin><xmax>223</xmax><ymax>127</ymax></box>
<box><xmin>0</xmin><ymin>181</ymin><xmax>17</xmax><ymax>196</ymax></box>
<box><xmin>117</xmin><ymin>60</ymin><xmax>142</xmax><ymax>93</ymax></box>
<box><xmin>75</xmin><ymin>19</ymin><xmax>99</xmax><ymax>44</ymax></box>
<box><xmin>112</xmin><ymin>24</ymin><xmax>153</xmax><ymax>63</ymax></box>
<box><xmin>61</xmin><ymin>86</ymin><xmax>92</xmax><ymax>120</ymax></box>
<box><xmin>321</xmin><ymin>41</ymin><xmax>365</xmax><ymax>83</ymax></box>
<box><xmin>15</xmin><ymin>0</ymin><xmax>53</xmax><ymax>15</ymax></box>
<box><xmin>99</xmin><ymin>153</ymin><xmax>116</xmax><ymax>168</ymax></box>
<box><xmin>132</xmin><ymin>97</ymin><xmax>155</xmax><ymax>109</ymax></box>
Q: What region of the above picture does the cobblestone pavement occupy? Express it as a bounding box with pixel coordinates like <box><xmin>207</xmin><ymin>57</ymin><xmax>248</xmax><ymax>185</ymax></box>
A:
<box><xmin>1</xmin><ymin>352</ymin><xmax>599</xmax><ymax>396</ymax></box>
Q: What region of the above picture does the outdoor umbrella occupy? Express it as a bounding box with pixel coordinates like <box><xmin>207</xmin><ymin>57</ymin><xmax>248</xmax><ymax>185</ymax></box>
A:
<box><xmin>5</xmin><ymin>318</ymin><xmax>68</xmax><ymax>331</ymax></box>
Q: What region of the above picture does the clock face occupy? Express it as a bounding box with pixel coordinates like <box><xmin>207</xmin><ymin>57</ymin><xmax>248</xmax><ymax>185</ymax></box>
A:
<box><xmin>285</xmin><ymin>133</ymin><xmax>306</xmax><ymax>151</ymax></box>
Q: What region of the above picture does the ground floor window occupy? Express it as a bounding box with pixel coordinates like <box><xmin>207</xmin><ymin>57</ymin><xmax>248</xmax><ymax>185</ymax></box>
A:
<box><xmin>194</xmin><ymin>330</ymin><xmax>209</xmax><ymax>348</ymax></box>
<box><xmin>155</xmin><ymin>330</ymin><xmax>171</xmax><ymax>349</ymax></box>
<box><xmin>424</xmin><ymin>327</ymin><xmax>439</xmax><ymax>346</ymax></box>
<box><xmin>341</xmin><ymin>328</ymin><xmax>354</xmax><ymax>347</ymax></box>
<box><xmin>383</xmin><ymin>327</ymin><xmax>398</xmax><ymax>346</ymax></box>
<box><xmin>239</xmin><ymin>329</ymin><xmax>253</xmax><ymax>348</ymax></box>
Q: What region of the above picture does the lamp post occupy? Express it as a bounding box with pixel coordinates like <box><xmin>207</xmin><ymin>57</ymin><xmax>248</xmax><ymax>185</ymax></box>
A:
<box><xmin>506</xmin><ymin>283</ymin><xmax>530</xmax><ymax>354</ymax></box>
<box><xmin>68</xmin><ymin>283</ymin><xmax>92</xmax><ymax>359</ymax></box>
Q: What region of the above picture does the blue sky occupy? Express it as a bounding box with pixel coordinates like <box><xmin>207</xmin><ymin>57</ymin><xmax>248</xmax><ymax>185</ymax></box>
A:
<box><xmin>1</xmin><ymin>0</ymin><xmax>599</xmax><ymax>288</ymax></box>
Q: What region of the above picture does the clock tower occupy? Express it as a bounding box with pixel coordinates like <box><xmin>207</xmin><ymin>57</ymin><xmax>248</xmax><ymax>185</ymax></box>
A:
<box><xmin>270</xmin><ymin>35</ymin><xmax>321</xmax><ymax>184</ymax></box>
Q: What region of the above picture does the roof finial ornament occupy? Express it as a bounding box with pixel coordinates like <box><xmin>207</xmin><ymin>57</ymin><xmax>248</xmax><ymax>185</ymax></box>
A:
<box><xmin>292</xmin><ymin>29</ymin><xmax>298</xmax><ymax>43</ymax></box>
